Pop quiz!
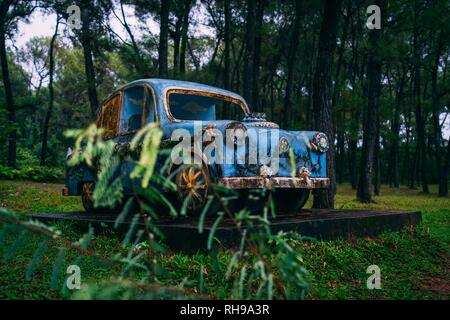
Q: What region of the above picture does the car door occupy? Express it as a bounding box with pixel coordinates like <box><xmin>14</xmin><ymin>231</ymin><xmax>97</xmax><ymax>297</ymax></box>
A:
<box><xmin>116</xmin><ymin>85</ymin><xmax>146</xmax><ymax>193</ymax></box>
<box><xmin>119</xmin><ymin>85</ymin><xmax>146</xmax><ymax>134</ymax></box>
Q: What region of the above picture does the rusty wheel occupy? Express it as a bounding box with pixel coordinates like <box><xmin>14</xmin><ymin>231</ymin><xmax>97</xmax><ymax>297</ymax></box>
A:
<box><xmin>81</xmin><ymin>181</ymin><xmax>95</xmax><ymax>212</ymax></box>
<box><xmin>81</xmin><ymin>181</ymin><xmax>124</xmax><ymax>213</ymax></box>
<box><xmin>176</xmin><ymin>164</ymin><xmax>209</xmax><ymax>213</ymax></box>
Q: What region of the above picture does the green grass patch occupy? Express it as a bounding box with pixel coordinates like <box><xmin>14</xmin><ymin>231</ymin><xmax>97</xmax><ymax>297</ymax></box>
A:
<box><xmin>0</xmin><ymin>180</ymin><xmax>448</xmax><ymax>299</ymax></box>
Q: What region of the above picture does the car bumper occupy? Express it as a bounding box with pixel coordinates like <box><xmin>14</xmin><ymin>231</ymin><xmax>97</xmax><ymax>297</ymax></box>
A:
<box><xmin>217</xmin><ymin>176</ymin><xmax>330</xmax><ymax>189</ymax></box>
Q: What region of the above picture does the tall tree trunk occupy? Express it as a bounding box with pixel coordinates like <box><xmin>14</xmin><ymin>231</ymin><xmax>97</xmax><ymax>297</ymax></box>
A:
<box><xmin>332</xmin><ymin>0</ymin><xmax>352</xmax><ymax>109</ymax></box>
<box><xmin>0</xmin><ymin>0</ymin><xmax>16</xmax><ymax>167</ymax></box>
<box><xmin>357</xmin><ymin>0</ymin><xmax>385</xmax><ymax>203</ymax></box>
<box><xmin>283</xmin><ymin>0</ymin><xmax>302</xmax><ymax>128</ymax></box>
<box><xmin>223</xmin><ymin>0</ymin><xmax>231</xmax><ymax>90</ymax></box>
<box><xmin>118</xmin><ymin>0</ymin><xmax>144</xmax><ymax>76</ymax></box>
<box><xmin>306</xmin><ymin>51</ymin><xmax>315</xmax><ymax>129</ymax></box>
<box><xmin>410</xmin><ymin>138</ymin><xmax>419</xmax><ymax>189</ymax></box>
<box><xmin>40</xmin><ymin>18</ymin><xmax>60</xmax><ymax>166</ymax></box>
<box><xmin>413</xmin><ymin>1</ymin><xmax>429</xmax><ymax>194</ymax></box>
<box><xmin>172</xmin><ymin>18</ymin><xmax>182</xmax><ymax>77</ymax></box>
<box><xmin>374</xmin><ymin>114</ymin><xmax>381</xmax><ymax>196</ymax></box>
<box><xmin>403</xmin><ymin>98</ymin><xmax>413</xmax><ymax>185</ymax></box>
<box><xmin>80</xmin><ymin>1</ymin><xmax>99</xmax><ymax>117</ymax></box>
<box><xmin>337</xmin><ymin>120</ymin><xmax>345</xmax><ymax>184</ymax></box>
<box><xmin>179</xmin><ymin>0</ymin><xmax>191</xmax><ymax>77</ymax></box>
<box><xmin>332</xmin><ymin>0</ymin><xmax>351</xmax><ymax>182</ymax></box>
<box><xmin>158</xmin><ymin>0</ymin><xmax>170</xmax><ymax>78</ymax></box>
<box><xmin>312</xmin><ymin>0</ymin><xmax>342</xmax><ymax>208</ymax></box>
<box><xmin>390</xmin><ymin>66</ymin><xmax>406</xmax><ymax>188</ymax></box>
<box><xmin>243</xmin><ymin>0</ymin><xmax>256</xmax><ymax>109</ymax></box>
<box><xmin>442</xmin><ymin>137</ymin><xmax>449</xmax><ymax>197</ymax></box>
<box><xmin>431</xmin><ymin>29</ymin><xmax>445</xmax><ymax>196</ymax></box>
<box><xmin>252</xmin><ymin>0</ymin><xmax>264</xmax><ymax>112</ymax></box>
<box><xmin>348</xmin><ymin>138</ymin><xmax>357</xmax><ymax>189</ymax></box>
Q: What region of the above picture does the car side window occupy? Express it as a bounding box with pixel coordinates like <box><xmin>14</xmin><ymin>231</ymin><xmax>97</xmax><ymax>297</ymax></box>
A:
<box><xmin>99</xmin><ymin>93</ymin><xmax>121</xmax><ymax>137</ymax></box>
<box><xmin>120</xmin><ymin>86</ymin><xmax>145</xmax><ymax>133</ymax></box>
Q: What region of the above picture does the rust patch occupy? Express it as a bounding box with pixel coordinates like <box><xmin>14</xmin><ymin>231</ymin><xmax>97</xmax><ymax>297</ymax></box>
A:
<box><xmin>217</xmin><ymin>177</ymin><xmax>330</xmax><ymax>189</ymax></box>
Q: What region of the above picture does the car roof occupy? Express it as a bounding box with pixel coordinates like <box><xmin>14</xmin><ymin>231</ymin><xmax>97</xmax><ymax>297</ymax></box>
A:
<box><xmin>98</xmin><ymin>79</ymin><xmax>249</xmax><ymax>117</ymax></box>
<box><xmin>122</xmin><ymin>79</ymin><xmax>245</xmax><ymax>101</ymax></box>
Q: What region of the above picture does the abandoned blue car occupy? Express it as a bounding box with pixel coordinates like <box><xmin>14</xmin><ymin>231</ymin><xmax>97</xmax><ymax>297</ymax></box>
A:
<box><xmin>64</xmin><ymin>79</ymin><xmax>330</xmax><ymax>213</ymax></box>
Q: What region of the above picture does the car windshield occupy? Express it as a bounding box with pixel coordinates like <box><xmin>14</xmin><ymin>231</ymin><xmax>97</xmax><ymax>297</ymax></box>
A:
<box><xmin>168</xmin><ymin>92</ymin><xmax>246</xmax><ymax>121</ymax></box>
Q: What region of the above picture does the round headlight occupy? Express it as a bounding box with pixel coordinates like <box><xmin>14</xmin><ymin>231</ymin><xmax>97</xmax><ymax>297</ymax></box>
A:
<box><xmin>312</xmin><ymin>132</ymin><xmax>329</xmax><ymax>153</ymax></box>
<box><xmin>279</xmin><ymin>137</ymin><xmax>289</xmax><ymax>154</ymax></box>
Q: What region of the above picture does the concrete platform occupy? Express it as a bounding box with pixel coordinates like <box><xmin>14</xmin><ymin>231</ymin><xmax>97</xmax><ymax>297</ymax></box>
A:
<box><xmin>30</xmin><ymin>209</ymin><xmax>422</xmax><ymax>251</ymax></box>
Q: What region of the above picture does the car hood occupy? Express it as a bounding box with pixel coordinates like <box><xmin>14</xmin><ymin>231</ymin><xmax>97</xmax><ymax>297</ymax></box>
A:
<box><xmin>162</xmin><ymin>120</ymin><xmax>328</xmax><ymax>178</ymax></box>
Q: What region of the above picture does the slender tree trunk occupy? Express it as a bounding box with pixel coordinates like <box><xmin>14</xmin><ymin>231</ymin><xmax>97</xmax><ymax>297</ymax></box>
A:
<box><xmin>223</xmin><ymin>0</ymin><xmax>231</xmax><ymax>91</ymax></box>
<box><xmin>222</xmin><ymin>0</ymin><xmax>231</xmax><ymax>120</ymax></box>
<box><xmin>337</xmin><ymin>123</ymin><xmax>345</xmax><ymax>184</ymax></box>
<box><xmin>374</xmin><ymin>114</ymin><xmax>381</xmax><ymax>196</ymax></box>
<box><xmin>173</xmin><ymin>19</ymin><xmax>182</xmax><ymax>77</ymax></box>
<box><xmin>0</xmin><ymin>0</ymin><xmax>16</xmax><ymax>167</ymax></box>
<box><xmin>252</xmin><ymin>0</ymin><xmax>265</xmax><ymax>112</ymax></box>
<box><xmin>332</xmin><ymin>0</ymin><xmax>351</xmax><ymax>109</ymax></box>
<box><xmin>232</xmin><ymin>41</ymin><xmax>245</xmax><ymax>92</ymax></box>
<box><xmin>158</xmin><ymin>0</ymin><xmax>170</xmax><ymax>78</ymax></box>
<box><xmin>349</xmin><ymin>138</ymin><xmax>357</xmax><ymax>189</ymax></box>
<box><xmin>312</xmin><ymin>0</ymin><xmax>342</xmax><ymax>208</ymax></box>
<box><xmin>413</xmin><ymin>0</ymin><xmax>429</xmax><ymax>193</ymax></box>
<box><xmin>118</xmin><ymin>0</ymin><xmax>144</xmax><ymax>76</ymax></box>
<box><xmin>243</xmin><ymin>0</ymin><xmax>256</xmax><ymax>109</ymax></box>
<box><xmin>332</xmin><ymin>0</ymin><xmax>351</xmax><ymax>183</ymax></box>
<box><xmin>410</xmin><ymin>140</ymin><xmax>419</xmax><ymax>189</ymax></box>
<box><xmin>283</xmin><ymin>0</ymin><xmax>302</xmax><ymax>128</ymax></box>
<box><xmin>306</xmin><ymin>52</ymin><xmax>315</xmax><ymax>129</ymax></box>
<box><xmin>348</xmin><ymin>19</ymin><xmax>360</xmax><ymax>183</ymax></box>
<box><xmin>431</xmin><ymin>29</ymin><xmax>445</xmax><ymax>196</ymax></box>
<box><xmin>442</xmin><ymin>137</ymin><xmax>449</xmax><ymax>197</ymax></box>
<box><xmin>391</xmin><ymin>67</ymin><xmax>406</xmax><ymax>188</ymax></box>
<box><xmin>403</xmin><ymin>98</ymin><xmax>413</xmax><ymax>185</ymax></box>
<box><xmin>357</xmin><ymin>0</ymin><xmax>385</xmax><ymax>203</ymax></box>
<box><xmin>80</xmin><ymin>1</ymin><xmax>99</xmax><ymax>117</ymax></box>
<box><xmin>40</xmin><ymin>18</ymin><xmax>60</xmax><ymax>166</ymax></box>
<box><xmin>179</xmin><ymin>0</ymin><xmax>191</xmax><ymax>77</ymax></box>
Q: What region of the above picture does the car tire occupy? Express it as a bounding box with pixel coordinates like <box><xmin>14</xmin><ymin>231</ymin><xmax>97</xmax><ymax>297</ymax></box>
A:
<box><xmin>81</xmin><ymin>181</ymin><xmax>123</xmax><ymax>213</ymax></box>
<box><xmin>272</xmin><ymin>189</ymin><xmax>310</xmax><ymax>213</ymax></box>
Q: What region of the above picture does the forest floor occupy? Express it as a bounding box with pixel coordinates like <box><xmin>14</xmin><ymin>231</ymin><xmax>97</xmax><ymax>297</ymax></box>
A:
<box><xmin>0</xmin><ymin>180</ymin><xmax>448</xmax><ymax>299</ymax></box>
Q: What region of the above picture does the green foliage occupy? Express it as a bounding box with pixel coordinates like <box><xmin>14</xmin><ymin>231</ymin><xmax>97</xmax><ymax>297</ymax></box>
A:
<box><xmin>0</xmin><ymin>165</ymin><xmax>63</xmax><ymax>182</ymax></box>
<box><xmin>65</xmin><ymin>124</ymin><xmax>124</xmax><ymax>209</ymax></box>
<box><xmin>130</xmin><ymin>123</ymin><xmax>163</xmax><ymax>188</ymax></box>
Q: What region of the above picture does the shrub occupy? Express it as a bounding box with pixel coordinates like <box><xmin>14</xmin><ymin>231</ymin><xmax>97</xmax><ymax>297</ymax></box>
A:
<box><xmin>0</xmin><ymin>165</ymin><xmax>64</xmax><ymax>182</ymax></box>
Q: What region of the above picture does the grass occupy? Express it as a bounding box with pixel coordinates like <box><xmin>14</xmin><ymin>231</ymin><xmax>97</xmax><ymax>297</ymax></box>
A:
<box><xmin>0</xmin><ymin>179</ymin><xmax>448</xmax><ymax>299</ymax></box>
<box><xmin>0</xmin><ymin>180</ymin><xmax>82</xmax><ymax>213</ymax></box>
